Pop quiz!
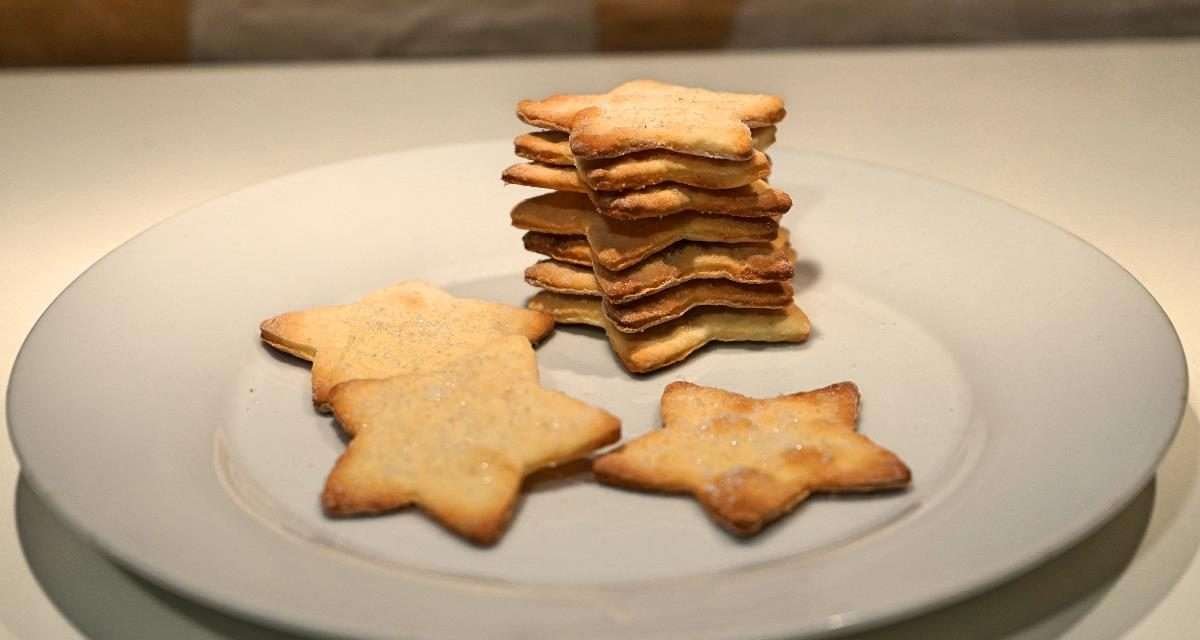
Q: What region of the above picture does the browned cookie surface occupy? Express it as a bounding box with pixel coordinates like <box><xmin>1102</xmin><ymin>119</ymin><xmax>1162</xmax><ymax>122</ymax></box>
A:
<box><xmin>515</xmin><ymin>126</ymin><xmax>777</xmax><ymax>172</ymax></box>
<box><xmin>589</xmin><ymin>179</ymin><xmax>791</xmax><ymax>220</ymax></box>
<box><xmin>524</xmin><ymin>260</ymin><xmax>794</xmax><ymax>332</ymax></box>
<box><xmin>513</xmin><ymin>130</ymin><xmax>573</xmax><ymax>166</ymax></box>
<box><xmin>502</xmin><ymin>161</ymin><xmax>588</xmax><ymax>193</ymax></box>
<box><xmin>522</xmin><ymin>232</ymin><xmax>593</xmax><ymax>266</ymax></box>
<box><xmin>578</xmin><ymin>149</ymin><xmax>771</xmax><ymax>191</ymax></box>
<box><xmin>595</xmin><ymin>230</ymin><xmax>795</xmax><ymax>303</ymax></box>
<box><xmin>602</xmin><ymin>280</ymin><xmax>794</xmax><ymax>333</ymax></box>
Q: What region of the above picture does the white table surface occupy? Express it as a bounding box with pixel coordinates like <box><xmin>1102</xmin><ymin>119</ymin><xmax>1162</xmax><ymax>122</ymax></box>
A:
<box><xmin>2</xmin><ymin>40</ymin><xmax>1198</xmax><ymax>639</ymax></box>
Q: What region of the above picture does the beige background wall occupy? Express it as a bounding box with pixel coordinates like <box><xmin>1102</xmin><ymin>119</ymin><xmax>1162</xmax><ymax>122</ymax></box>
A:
<box><xmin>3</xmin><ymin>0</ymin><xmax>1199</xmax><ymax>66</ymax></box>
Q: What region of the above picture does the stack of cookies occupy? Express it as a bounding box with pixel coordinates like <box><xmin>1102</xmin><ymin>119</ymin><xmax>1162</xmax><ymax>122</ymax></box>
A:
<box><xmin>504</xmin><ymin>80</ymin><xmax>810</xmax><ymax>373</ymax></box>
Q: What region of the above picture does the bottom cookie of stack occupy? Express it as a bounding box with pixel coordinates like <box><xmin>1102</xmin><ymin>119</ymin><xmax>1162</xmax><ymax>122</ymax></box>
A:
<box><xmin>528</xmin><ymin>291</ymin><xmax>810</xmax><ymax>373</ymax></box>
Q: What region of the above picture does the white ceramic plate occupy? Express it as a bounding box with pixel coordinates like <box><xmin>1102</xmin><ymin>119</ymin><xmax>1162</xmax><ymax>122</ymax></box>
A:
<box><xmin>8</xmin><ymin>143</ymin><xmax>1186</xmax><ymax>639</ymax></box>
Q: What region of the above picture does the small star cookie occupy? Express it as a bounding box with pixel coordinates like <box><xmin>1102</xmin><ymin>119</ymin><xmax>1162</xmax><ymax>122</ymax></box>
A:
<box><xmin>593</xmin><ymin>382</ymin><xmax>911</xmax><ymax>535</ymax></box>
<box><xmin>259</xmin><ymin>282</ymin><xmax>554</xmax><ymax>411</ymax></box>
<box><xmin>323</xmin><ymin>335</ymin><xmax>621</xmax><ymax>544</ymax></box>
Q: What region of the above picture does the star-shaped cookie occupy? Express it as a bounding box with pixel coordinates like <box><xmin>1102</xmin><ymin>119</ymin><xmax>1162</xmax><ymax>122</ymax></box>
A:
<box><xmin>512</xmin><ymin>126</ymin><xmax>778</xmax><ymax>168</ymax></box>
<box><xmin>502</xmin><ymin>161</ymin><xmax>790</xmax><ymax>220</ymax></box>
<box><xmin>593</xmin><ymin>382</ymin><xmax>910</xmax><ymax>535</ymax></box>
<box><xmin>527</xmin><ymin>292</ymin><xmax>810</xmax><ymax>373</ymax></box>
<box><xmin>523</xmin><ymin>261</ymin><xmax>794</xmax><ymax>333</ymax></box>
<box><xmin>518</xmin><ymin>79</ymin><xmax>786</xmax><ymax>160</ymax></box>
<box><xmin>510</xmin><ymin>191</ymin><xmax>779</xmax><ymax>271</ymax></box>
<box><xmin>323</xmin><ymin>335</ymin><xmax>621</xmax><ymax>544</ymax></box>
<box><xmin>520</xmin><ymin>229</ymin><xmax>795</xmax><ymax>290</ymax></box>
<box><xmin>259</xmin><ymin>282</ymin><xmax>554</xmax><ymax>411</ymax></box>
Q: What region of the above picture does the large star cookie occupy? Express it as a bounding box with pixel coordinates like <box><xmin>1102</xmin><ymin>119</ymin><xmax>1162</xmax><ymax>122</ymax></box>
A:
<box><xmin>518</xmin><ymin>79</ymin><xmax>786</xmax><ymax>160</ymax></box>
<box><xmin>323</xmin><ymin>336</ymin><xmax>621</xmax><ymax>544</ymax></box>
<box><xmin>260</xmin><ymin>282</ymin><xmax>553</xmax><ymax>411</ymax></box>
<box><xmin>593</xmin><ymin>381</ymin><xmax>910</xmax><ymax>535</ymax></box>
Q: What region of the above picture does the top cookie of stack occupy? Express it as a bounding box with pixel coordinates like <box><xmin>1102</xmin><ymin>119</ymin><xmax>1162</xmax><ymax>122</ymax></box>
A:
<box><xmin>504</xmin><ymin>80</ymin><xmax>810</xmax><ymax>373</ymax></box>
